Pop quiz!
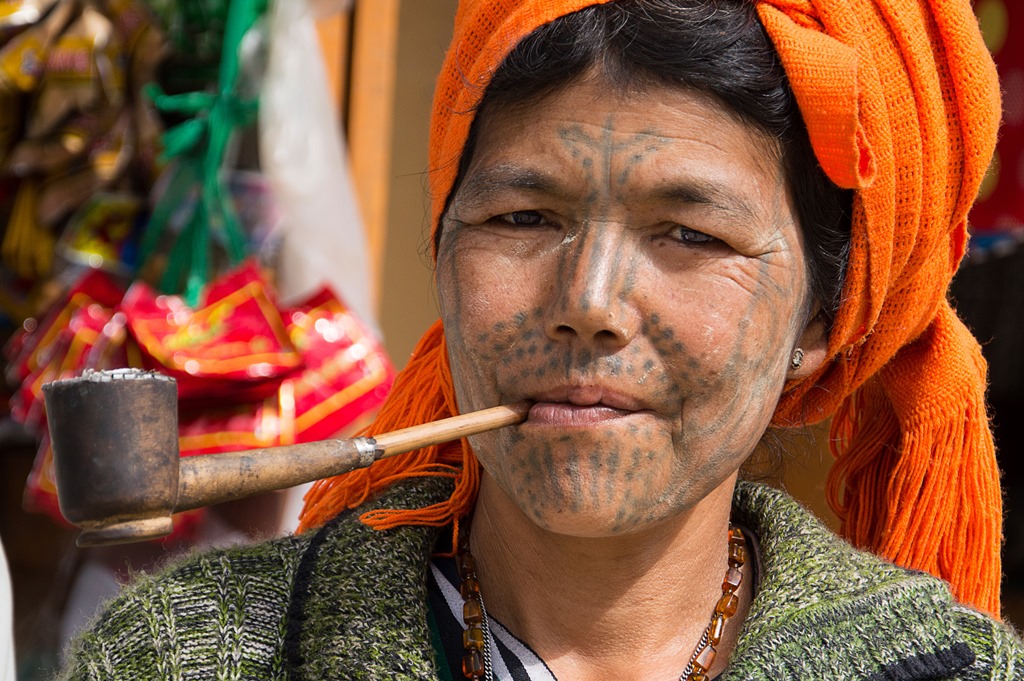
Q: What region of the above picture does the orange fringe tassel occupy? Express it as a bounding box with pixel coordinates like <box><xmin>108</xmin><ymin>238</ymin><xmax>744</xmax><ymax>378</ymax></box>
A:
<box><xmin>826</xmin><ymin>304</ymin><xmax>1002</xmax><ymax>616</ymax></box>
<box><xmin>298</xmin><ymin>320</ymin><xmax>481</xmax><ymax>553</ymax></box>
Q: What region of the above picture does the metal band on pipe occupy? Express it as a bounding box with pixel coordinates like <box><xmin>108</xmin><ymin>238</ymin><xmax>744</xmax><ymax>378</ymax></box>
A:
<box><xmin>353</xmin><ymin>437</ymin><xmax>379</xmax><ymax>467</ymax></box>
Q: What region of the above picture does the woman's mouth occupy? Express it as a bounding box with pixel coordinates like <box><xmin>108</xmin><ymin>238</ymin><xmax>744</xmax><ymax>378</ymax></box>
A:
<box><xmin>527</xmin><ymin>401</ymin><xmax>638</xmax><ymax>427</ymax></box>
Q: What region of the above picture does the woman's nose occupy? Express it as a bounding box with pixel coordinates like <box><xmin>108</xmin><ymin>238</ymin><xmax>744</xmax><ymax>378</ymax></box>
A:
<box><xmin>544</xmin><ymin>227</ymin><xmax>640</xmax><ymax>348</ymax></box>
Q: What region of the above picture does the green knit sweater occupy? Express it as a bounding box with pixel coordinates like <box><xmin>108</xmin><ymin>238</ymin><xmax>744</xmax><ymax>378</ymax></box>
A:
<box><xmin>57</xmin><ymin>481</ymin><xmax>1024</xmax><ymax>680</ymax></box>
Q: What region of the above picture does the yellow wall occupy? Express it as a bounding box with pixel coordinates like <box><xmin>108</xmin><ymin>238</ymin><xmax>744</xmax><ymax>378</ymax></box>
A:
<box><xmin>378</xmin><ymin>0</ymin><xmax>459</xmax><ymax>367</ymax></box>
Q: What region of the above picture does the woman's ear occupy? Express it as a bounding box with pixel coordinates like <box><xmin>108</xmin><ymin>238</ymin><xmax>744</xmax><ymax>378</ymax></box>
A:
<box><xmin>788</xmin><ymin>310</ymin><xmax>829</xmax><ymax>380</ymax></box>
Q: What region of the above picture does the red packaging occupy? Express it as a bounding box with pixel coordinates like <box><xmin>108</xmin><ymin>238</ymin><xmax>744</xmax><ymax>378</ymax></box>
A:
<box><xmin>10</xmin><ymin>298</ymin><xmax>114</xmax><ymax>429</ymax></box>
<box><xmin>4</xmin><ymin>267</ymin><xmax>125</xmax><ymax>384</ymax></box>
<box><xmin>178</xmin><ymin>393</ymin><xmax>286</xmax><ymax>456</ymax></box>
<box><xmin>174</xmin><ymin>286</ymin><xmax>395</xmax><ymax>453</ymax></box>
<box><xmin>123</xmin><ymin>260</ymin><xmax>302</xmax><ymax>403</ymax></box>
<box><xmin>23</xmin><ymin>429</ymin><xmax>62</xmax><ymax>521</ymax></box>
<box><xmin>282</xmin><ymin>286</ymin><xmax>395</xmax><ymax>443</ymax></box>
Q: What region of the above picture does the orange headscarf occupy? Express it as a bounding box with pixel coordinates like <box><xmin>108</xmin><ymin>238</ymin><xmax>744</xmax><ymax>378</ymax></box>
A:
<box><xmin>301</xmin><ymin>0</ymin><xmax>1003</xmax><ymax>617</ymax></box>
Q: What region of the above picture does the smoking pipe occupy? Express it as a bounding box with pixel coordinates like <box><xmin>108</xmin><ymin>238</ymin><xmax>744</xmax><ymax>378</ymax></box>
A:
<box><xmin>42</xmin><ymin>369</ymin><xmax>528</xmax><ymax>547</ymax></box>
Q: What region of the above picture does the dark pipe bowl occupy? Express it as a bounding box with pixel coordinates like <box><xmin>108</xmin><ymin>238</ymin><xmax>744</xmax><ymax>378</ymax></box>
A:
<box><xmin>42</xmin><ymin>370</ymin><xmax>180</xmax><ymax>529</ymax></box>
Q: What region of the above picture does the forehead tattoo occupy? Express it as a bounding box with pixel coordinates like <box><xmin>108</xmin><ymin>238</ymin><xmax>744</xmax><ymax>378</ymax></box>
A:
<box><xmin>558</xmin><ymin>118</ymin><xmax>665</xmax><ymax>200</ymax></box>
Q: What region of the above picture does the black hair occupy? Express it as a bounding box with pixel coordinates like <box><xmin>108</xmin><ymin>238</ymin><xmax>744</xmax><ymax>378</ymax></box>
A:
<box><xmin>439</xmin><ymin>0</ymin><xmax>852</xmax><ymax>327</ymax></box>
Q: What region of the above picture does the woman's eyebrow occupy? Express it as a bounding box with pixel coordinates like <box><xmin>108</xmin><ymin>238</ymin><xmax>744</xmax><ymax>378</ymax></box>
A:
<box><xmin>454</xmin><ymin>165</ymin><xmax>565</xmax><ymax>209</ymax></box>
<box><xmin>648</xmin><ymin>180</ymin><xmax>760</xmax><ymax>222</ymax></box>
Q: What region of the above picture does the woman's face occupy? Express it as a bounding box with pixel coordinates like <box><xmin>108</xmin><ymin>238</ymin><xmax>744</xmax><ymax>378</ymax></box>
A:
<box><xmin>437</xmin><ymin>77</ymin><xmax>824</xmax><ymax>537</ymax></box>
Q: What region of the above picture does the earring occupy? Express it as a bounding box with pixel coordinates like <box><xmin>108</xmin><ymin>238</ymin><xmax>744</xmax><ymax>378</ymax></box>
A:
<box><xmin>790</xmin><ymin>348</ymin><xmax>804</xmax><ymax>370</ymax></box>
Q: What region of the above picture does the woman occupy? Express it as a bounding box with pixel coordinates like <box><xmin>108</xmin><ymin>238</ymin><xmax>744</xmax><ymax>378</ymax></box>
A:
<box><xmin>59</xmin><ymin>0</ymin><xmax>1021</xmax><ymax>679</ymax></box>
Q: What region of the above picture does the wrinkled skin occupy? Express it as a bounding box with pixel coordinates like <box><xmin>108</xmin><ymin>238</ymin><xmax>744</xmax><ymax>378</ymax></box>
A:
<box><xmin>437</xmin><ymin>76</ymin><xmax>826</xmax><ymax>540</ymax></box>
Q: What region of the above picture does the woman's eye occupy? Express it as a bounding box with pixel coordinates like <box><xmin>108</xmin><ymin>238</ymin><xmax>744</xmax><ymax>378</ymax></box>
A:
<box><xmin>671</xmin><ymin>226</ymin><xmax>717</xmax><ymax>245</ymax></box>
<box><xmin>496</xmin><ymin>211</ymin><xmax>546</xmax><ymax>226</ymax></box>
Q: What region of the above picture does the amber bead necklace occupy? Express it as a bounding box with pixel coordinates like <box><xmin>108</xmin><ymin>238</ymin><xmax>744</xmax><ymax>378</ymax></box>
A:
<box><xmin>679</xmin><ymin>526</ymin><xmax>747</xmax><ymax>681</ymax></box>
<box><xmin>455</xmin><ymin>524</ymin><xmax>747</xmax><ymax>681</ymax></box>
<box><xmin>456</xmin><ymin>527</ymin><xmax>493</xmax><ymax>680</ymax></box>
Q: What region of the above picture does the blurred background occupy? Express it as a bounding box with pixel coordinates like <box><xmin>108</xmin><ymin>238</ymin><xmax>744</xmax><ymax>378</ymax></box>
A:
<box><xmin>0</xmin><ymin>1</ymin><xmax>1020</xmax><ymax>678</ymax></box>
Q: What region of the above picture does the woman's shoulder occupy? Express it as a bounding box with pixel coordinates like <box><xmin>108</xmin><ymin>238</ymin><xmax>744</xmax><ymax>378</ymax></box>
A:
<box><xmin>57</xmin><ymin>531</ymin><xmax>311</xmax><ymax>681</ymax></box>
<box><xmin>730</xmin><ymin>481</ymin><xmax>1024</xmax><ymax>679</ymax></box>
<box><xmin>57</xmin><ymin>477</ymin><xmax>451</xmax><ymax>680</ymax></box>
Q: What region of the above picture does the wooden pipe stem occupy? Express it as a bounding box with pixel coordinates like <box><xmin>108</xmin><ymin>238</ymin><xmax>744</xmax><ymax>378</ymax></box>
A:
<box><xmin>371</xmin><ymin>401</ymin><xmax>530</xmax><ymax>455</ymax></box>
<box><xmin>173</xmin><ymin>402</ymin><xmax>530</xmax><ymax>513</ymax></box>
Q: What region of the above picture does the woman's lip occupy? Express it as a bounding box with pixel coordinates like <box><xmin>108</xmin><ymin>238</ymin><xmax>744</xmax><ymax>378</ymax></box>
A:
<box><xmin>527</xmin><ymin>401</ymin><xmax>639</xmax><ymax>426</ymax></box>
<box><xmin>528</xmin><ymin>387</ymin><xmax>646</xmax><ymax>412</ymax></box>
